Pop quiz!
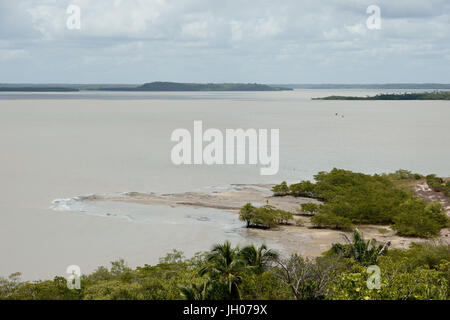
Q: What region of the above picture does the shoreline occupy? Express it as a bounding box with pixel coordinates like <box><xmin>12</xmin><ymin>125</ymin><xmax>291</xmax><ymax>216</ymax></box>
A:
<box><xmin>66</xmin><ymin>184</ymin><xmax>450</xmax><ymax>257</ymax></box>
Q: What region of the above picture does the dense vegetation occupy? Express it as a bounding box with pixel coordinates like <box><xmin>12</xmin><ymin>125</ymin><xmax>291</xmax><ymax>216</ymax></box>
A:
<box><xmin>0</xmin><ymin>82</ymin><xmax>292</xmax><ymax>92</ymax></box>
<box><xmin>272</xmin><ymin>169</ymin><xmax>448</xmax><ymax>237</ymax></box>
<box><xmin>281</xmin><ymin>84</ymin><xmax>450</xmax><ymax>90</ymax></box>
<box><xmin>239</xmin><ymin>203</ymin><xmax>293</xmax><ymax>228</ymax></box>
<box><xmin>427</xmin><ymin>174</ymin><xmax>450</xmax><ymax>197</ymax></box>
<box><xmin>313</xmin><ymin>91</ymin><xmax>450</xmax><ymax>100</ymax></box>
<box><xmin>1</xmin><ymin>233</ymin><xmax>448</xmax><ymax>300</ymax></box>
<box><xmin>0</xmin><ymin>87</ymin><xmax>79</xmax><ymax>92</ymax></box>
<box><xmin>99</xmin><ymin>82</ymin><xmax>293</xmax><ymax>91</ymax></box>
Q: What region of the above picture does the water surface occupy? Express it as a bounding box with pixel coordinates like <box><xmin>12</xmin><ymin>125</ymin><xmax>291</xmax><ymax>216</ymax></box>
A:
<box><xmin>0</xmin><ymin>89</ymin><xmax>449</xmax><ymax>279</ymax></box>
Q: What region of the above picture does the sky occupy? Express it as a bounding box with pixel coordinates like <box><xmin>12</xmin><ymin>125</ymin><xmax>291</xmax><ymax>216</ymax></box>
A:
<box><xmin>0</xmin><ymin>0</ymin><xmax>449</xmax><ymax>84</ymax></box>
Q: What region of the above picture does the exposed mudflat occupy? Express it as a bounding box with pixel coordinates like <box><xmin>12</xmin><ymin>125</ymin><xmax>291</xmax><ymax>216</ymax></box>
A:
<box><xmin>83</xmin><ymin>184</ymin><xmax>450</xmax><ymax>257</ymax></box>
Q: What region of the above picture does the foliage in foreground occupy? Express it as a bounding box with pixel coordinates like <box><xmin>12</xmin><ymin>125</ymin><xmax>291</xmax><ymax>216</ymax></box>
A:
<box><xmin>1</xmin><ymin>238</ymin><xmax>448</xmax><ymax>300</ymax></box>
<box><xmin>327</xmin><ymin>229</ymin><xmax>390</xmax><ymax>266</ymax></box>
<box><xmin>272</xmin><ymin>169</ymin><xmax>448</xmax><ymax>237</ymax></box>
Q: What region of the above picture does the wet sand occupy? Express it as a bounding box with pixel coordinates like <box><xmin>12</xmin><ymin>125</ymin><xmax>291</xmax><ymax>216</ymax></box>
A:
<box><xmin>84</xmin><ymin>184</ymin><xmax>450</xmax><ymax>257</ymax></box>
<box><xmin>95</xmin><ymin>184</ymin><xmax>320</xmax><ymax>212</ymax></box>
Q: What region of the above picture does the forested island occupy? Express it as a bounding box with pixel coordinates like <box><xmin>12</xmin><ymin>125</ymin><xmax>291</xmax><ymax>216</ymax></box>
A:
<box><xmin>97</xmin><ymin>82</ymin><xmax>292</xmax><ymax>91</ymax></box>
<box><xmin>4</xmin><ymin>84</ymin><xmax>450</xmax><ymax>93</ymax></box>
<box><xmin>0</xmin><ymin>87</ymin><xmax>79</xmax><ymax>92</ymax></box>
<box><xmin>276</xmin><ymin>83</ymin><xmax>450</xmax><ymax>89</ymax></box>
<box><xmin>0</xmin><ymin>82</ymin><xmax>292</xmax><ymax>92</ymax></box>
<box><xmin>313</xmin><ymin>91</ymin><xmax>450</xmax><ymax>100</ymax></box>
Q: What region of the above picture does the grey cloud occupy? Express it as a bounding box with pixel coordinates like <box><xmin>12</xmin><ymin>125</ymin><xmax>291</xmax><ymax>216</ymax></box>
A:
<box><xmin>0</xmin><ymin>0</ymin><xmax>449</xmax><ymax>83</ymax></box>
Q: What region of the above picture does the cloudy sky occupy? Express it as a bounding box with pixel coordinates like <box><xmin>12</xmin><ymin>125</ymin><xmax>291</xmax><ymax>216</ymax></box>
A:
<box><xmin>0</xmin><ymin>0</ymin><xmax>449</xmax><ymax>83</ymax></box>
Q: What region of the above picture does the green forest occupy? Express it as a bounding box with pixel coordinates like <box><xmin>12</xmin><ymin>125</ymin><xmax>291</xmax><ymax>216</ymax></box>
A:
<box><xmin>1</xmin><ymin>234</ymin><xmax>448</xmax><ymax>300</ymax></box>
<box><xmin>313</xmin><ymin>91</ymin><xmax>450</xmax><ymax>100</ymax></box>
<box><xmin>0</xmin><ymin>82</ymin><xmax>292</xmax><ymax>92</ymax></box>
<box><xmin>271</xmin><ymin>169</ymin><xmax>449</xmax><ymax>237</ymax></box>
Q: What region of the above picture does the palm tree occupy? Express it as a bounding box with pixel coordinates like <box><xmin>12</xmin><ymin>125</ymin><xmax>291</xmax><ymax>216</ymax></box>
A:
<box><xmin>180</xmin><ymin>282</ymin><xmax>208</xmax><ymax>300</ymax></box>
<box><xmin>199</xmin><ymin>241</ymin><xmax>244</xmax><ymax>300</ymax></box>
<box><xmin>332</xmin><ymin>229</ymin><xmax>390</xmax><ymax>265</ymax></box>
<box><xmin>239</xmin><ymin>244</ymin><xmax>279</xmax><ymax>274</ymax></box>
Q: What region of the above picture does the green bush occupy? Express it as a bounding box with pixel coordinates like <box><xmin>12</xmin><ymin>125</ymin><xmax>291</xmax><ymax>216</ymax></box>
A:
<box><xmin>0</xmin><ymin>275</ymin><xmax>82</xmax><ymax>300</ymax></box>
<box><xmin>388</xmin><ymin>169</ymin><xmax>423</xmax><ymax>180</ymax></box>
<box><xmin>240</xmin><ymin>272</ymin><xmax>291</xmax><ymax>300</ymax></box>
<box><xmin>271</xmin><ymin>181</ymin><xmax>289</xmax><ymax>196</ymax></box>
<box><xmin>385</xmin><ymin>243</ymin><xmax>450</xmax><ymax>273</ymax></box>
<box><xmin>1</xmin><ymin>241</ymin><xmax>449</xmax><ymax>300</ymax></box>
<box><xmin>289</xmin><ymin>181</ymin><xmax>317</xmax><ymax>198</ymax></box>
<box><xmin>273</xmin><ymin>209</ymin><xmax>293</xmax><ymax>225</ymax></box>
<box><xmin>311</xmin><ymin>212</ymin><xmax>354</xmax><ymax>231</ymax></box>
<box><xmin>392</xmin><ymin>199</ymin><xmax>448</xmax><ymax>238</ymax></box>
<box><xmin>328</xmin><ymin>264</ymin><xmax>448</xmax><ymax>300</ymax></box>
<box><xmin>298</xmin><ymin>203</ymin><xmax>321</xmax><ymax>216</ymax></box>
<box><xmin>427</xmin><ymin>174</ymin><xmax>450</xmax><ymax>197</ymax></box>
<box><xmin>239</xmin><ymin>203</ymin><xmax>292</xmax><ymax>229</ymax></box>
<box><xmin>328</xmin><ymin>229</ymin><xmax>390</xmax><ymax>266</ymax></box>
<box><xmin>273</xmin><ymin>169</ymin><xmax>448</xmax><ymax>237</ymax></box>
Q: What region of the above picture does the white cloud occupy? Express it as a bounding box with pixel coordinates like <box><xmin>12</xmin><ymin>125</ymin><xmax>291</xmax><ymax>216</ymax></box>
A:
<box><xmin>0</xmin><ymin>49</ymin><xmax>29</xmax><ymax>61</ymax></box>
<box><xmin>323</xmin><ymin>28</ymin><xmax>341</xmax><ymax>40</ymax></box>
<box><xmin>0</xmin><ymin>0</ymin><xmax>449</xmax><ymax>83</ymax></box>
<box><xmin>345</xmin><ymin>24</ymin><xmax>367</xmax><ymax>35</ymax></box>
<box><xmin>230</xmin><ymin>20</ymin><xmax>243</xmax><ymax>42</ymax></box>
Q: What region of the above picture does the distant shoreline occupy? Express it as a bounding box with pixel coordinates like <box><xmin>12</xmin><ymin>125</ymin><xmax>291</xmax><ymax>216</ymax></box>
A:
<box><xmin>2</xmin><ymin>82</ymin><xmax>450</xmax><ymax>92</ymax></box>
<box><xmin>313</xmin><ymin>91</ymin><xmax>450</xmax><ymax>100</ymax></box>
<box><xmin>0</xmin><ymin>87</ymin><xmax>79</xmax><ymax>92</ymax></box>
<box><xmin>0</xmin><ymin>82</ymin><xmax>292</xmax><ymax>92</ymax></box>
<box><xmin>274</xmin><ymin>83</ymin><xmax>450</xmax><ymax>89</ymax></box>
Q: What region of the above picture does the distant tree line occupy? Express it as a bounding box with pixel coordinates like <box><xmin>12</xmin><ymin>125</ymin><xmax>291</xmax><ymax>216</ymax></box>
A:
<box><xmin>0</xmin><ymin>82</ymin><xmax>293</xmax><ymax>92</ymax></box>
<box><xmin>313</xmin><ymin>91</ymin><xmax>450</xmax><ymax>100</ymax></box>
<box><xmin>99</xmin><ymin>82</ymin><xmax>293</xmax><ymax>92</ymax></box>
